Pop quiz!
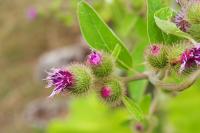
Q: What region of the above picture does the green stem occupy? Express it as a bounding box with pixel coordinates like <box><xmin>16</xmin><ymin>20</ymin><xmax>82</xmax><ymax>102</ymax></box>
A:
<box><xmin>123</xmin><ymin>72</ymin><xmax>148</xmax><ymax>83</ymax></box>
<box><xmin>155</xmin><ymin>69</ymin><xmax>200</xmax><ymax>91</ymax></box>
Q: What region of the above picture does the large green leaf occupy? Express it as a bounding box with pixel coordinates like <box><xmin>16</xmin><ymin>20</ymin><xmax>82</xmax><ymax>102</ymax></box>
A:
<box><xmin>78</xmin><ymin>1</ymin><xmax>133</xmax><ymax>70</ymax></box>
<box><xmin>129</xmin><ymin>18</ymin><xmax>148</xmax><ymax>102</ymax></box>
<box><xmin>154</xmin><ymin>7</ymin><xmax>196</xmax><ymax>43</ymax></box>
<box><xmin>122</xmin><ymin>96</ymin><xmax>144</xmax><ymax>121</ymax></box>
<box><xmin>112</xmin><ymin>44</ymin><xmax>121</xmax><ymax>60</ymax></box>
<box><xmin>147</xmin><ymin>0</ymin><xmax>165</xmax><ymax>43</ymax></box>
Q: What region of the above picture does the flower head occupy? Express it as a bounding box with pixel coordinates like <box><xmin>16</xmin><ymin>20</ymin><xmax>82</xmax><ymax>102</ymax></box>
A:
<box><xmin>180</xmin><ymin>44</ymin><xmax>200</xmax><ymax>72</ymax></box>
<box><xmin>26</xmin><ymin>7</ymin><xmax>38</xmax><ymax>21</ymax></box>
<box><xmin>101</xmin><ymin>86</ymin><xmax>112</xmax><ymax>98</ymax></box>
<box><xmin>87</xmin><ymin>51</ymin><xmax>102</xmax><ymax>65</ymax></box>
<box><xmin>147</xmin><ymin>44</ymin><xmax>168</xmax><ymax>69</ymax></box>
<box><xmin>150</xmin><ymin>45</ymin><xmax>161</xmax><ymax>56</ymax></box>
<box><xmin>174</xmin><ymin>9</ymin><xmax>191</xmax><ymax>32</ymax></box>
<box><xmin>99</xmin><ymin>79</ymin><xmax>124</xmax><ymax>105</ymax></box>
<box><xmin>45</xmin><ymin>68</ymin><xmax>74</xmax><ymax>97</ymax></box>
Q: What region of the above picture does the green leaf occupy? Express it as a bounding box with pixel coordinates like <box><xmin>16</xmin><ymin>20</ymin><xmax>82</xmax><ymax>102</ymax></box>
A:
<box><xmin>78</xmin><ymin>1</ymin><xmax>133</xmax><ymax>70</ymax></box>
<box><xmin>147</xmin><ymin>0</ymin><xmax>180</xmax><ymax>44</ymax></box>
<box><xmin>154</xmin><ymin>7</ymin><xmax>196</xmax><ymax>43</ymax></box>
<box><xmin>112</xmin><ymin>44</ymin><xmax>121</xmax><ymax>60</ymax></box>
<box><xmin>140</xmin><ymin>95</ymin><xmax>151</xmax><ymax>115</ymax></box>
<box><xmin>147</xmin><ymin>0</ymin><xmax>165</xmax><ymax>43</ymax></box>
<box><xmin>122</xmin><ymin>96</ymin><xmax>144</xmax><ymax>121</ymax></box>
<box><xmin>117</xmin><ymin>13</ymin><xmax>138</xmax><ymax>37</ymax></box>
<box><xmin>129</xmin><ymin>18</ymin><xmax>148</xmax><ymax>102</ymax></box>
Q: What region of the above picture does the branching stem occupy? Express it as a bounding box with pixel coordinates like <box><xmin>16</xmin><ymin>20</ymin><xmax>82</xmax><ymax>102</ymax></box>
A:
<box><xmin>123</xmin><ymin>72</ymin><xmax>148</xmax><ymax>83</ymax></box>
<box><xmin>124</xmin><ymin>69</ymin><xmax>200</xmax><ymax>92</ymax></box>
<box><xmin>155</xmin><ymin>70</ymin><xmax>200</xmax><ymax>91</ymax></box>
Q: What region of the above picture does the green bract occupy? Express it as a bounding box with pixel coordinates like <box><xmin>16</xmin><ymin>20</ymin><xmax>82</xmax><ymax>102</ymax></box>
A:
<box><xmin>146</xmin><ymin>45</ymin><xmax>168</xmax><ymax>69</ymax></box>
<box><xmin>189</xmin><ymin>24</ymin><xmax>200</xmax><ymax>42</ymax></box>
<box><xmin>90</xmin><ymin>53</ymin><xmax>114</xmax><ymax>78</ymax></box>
<box><xmin>100</xmin><ymin>78</ymin><xmax>124</xmax><ymax>105</ymax></box>
<box><xmin>187</xmin><ymin>3</ymin><xmax>200</xmax><ymax>24</ymax></box>
<box><xmin>68</xmin><ymin>64</ymin><xmax>93</xmax><ymax>95</ymax></box>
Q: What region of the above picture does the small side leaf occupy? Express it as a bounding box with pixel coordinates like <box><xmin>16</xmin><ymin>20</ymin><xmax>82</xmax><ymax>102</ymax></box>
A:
<box><xmin>78</xmin><ymin>1</ymin><xmax>133</xmax><ymax>70</ymax></box>
<box><xmin>112</xmin><ymin>44</ymin><xmax>121</xmax><ymax>60</ymax></box>
<box><xmin>154</xmin><ymin>7</ymin><xmax>195</xmax><ymax>43</ymax></box>
<box><xmin>122</xmin><ymin>96</ymin><xmax>144</xmax><ymax>121</ymax></box>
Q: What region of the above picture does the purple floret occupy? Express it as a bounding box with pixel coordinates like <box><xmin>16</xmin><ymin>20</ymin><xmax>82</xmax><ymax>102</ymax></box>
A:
<box><xmin>150</xmin><ymin>45</ymin><xmax>161</xmax><ymax>56</ymax></box>
<box><xmin>180</xmin><ymin>44</ymin><xmax>200</xmax><ymax>72</ymax></box>
<box><xmin>101</xmin><ymin>86</ymin><xmax>112</xmax><ymax>98</ymax></box>
<box><xmin>87</xmin><ymin>51</ymin><xmax>102</xmax><ymax>65</ymax></box>
<box><xmin>174</xmin><ymin>10</ymin><xmax>191</xmax><ymax>32</ymax></box>
<box><xmin>45</xmin><ymin>68</ymin><xmax>74</xmax><ymax>97</ymax></box>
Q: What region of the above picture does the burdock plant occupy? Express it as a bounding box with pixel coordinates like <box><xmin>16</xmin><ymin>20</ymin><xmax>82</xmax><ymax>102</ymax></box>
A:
<box><xmin>43</xmin><ymin>0</ymin><xmax>200</xmax><ymax>132</ymax></box>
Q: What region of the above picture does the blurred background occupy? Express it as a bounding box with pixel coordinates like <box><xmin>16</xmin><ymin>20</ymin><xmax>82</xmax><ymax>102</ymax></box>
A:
<box><xmin>0</xmin><ymin>0</ymin><xmax>200</xmax><ymax>133</ymax></box>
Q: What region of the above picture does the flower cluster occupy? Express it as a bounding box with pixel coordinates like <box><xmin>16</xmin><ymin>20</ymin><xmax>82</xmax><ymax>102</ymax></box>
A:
<box><xmin>146</xmin><ymin>42</ymin><xmax>200</xmax><ymax>75</ymax></box>
<box><xmin>45</xmin><ymin>51</ymin><xmax>124</xmax><ymax>105</ymax></box>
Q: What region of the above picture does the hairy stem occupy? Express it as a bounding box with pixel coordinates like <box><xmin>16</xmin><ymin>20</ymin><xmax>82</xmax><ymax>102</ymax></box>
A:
<box><xmin>155</xmin><ymin>69</ymin><xmax>200</xmax><ymax>91</ymax></box>
<box><xmin>125</xmin><ymin>69</ymin><xmax>200</xmax><ymax>92</ymax></box>
<box><xmin>123</xmin><ymin>72</ymin><xmax>148</xmax><ymax>83</ymax></box>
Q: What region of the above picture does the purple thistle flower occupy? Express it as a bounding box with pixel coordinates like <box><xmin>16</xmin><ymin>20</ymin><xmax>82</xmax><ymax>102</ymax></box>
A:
<box><xmin>101</xmin><ymin>86</ymin><xmax>112</xmax><ymax>98</ymax></box>
<box><xmin>180</xmin><ymin>44</ymin><xmax>200</xmax><ymax>72</ymax></box>
<box><xmin>150</xmin><ymin>45</ymin><xmax>161</xmax><ymax>56</ymax></box>
<box><xmin>174</xmin><ymin>9</ymin><xmax>191</xmax><ymax>32</ymax></box>
<box><xmin>45</xmin><ymin>68</ymin><xmax>74</xmax><ymax>97</ymax></box>
<box><xmin>26</xmin><ymin>7</ymin><xmax>38</xmax><ymax>21</ymax></box>
<box><xmin>87</xmin><ymin>51</ymin><xmax>102</xmax><ymax>65</ymax></box>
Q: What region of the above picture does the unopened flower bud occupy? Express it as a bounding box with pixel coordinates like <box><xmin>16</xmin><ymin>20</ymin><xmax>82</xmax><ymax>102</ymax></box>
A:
<box><xmin>87</xmin><ymin>51</ymin><xmax>114</xmax><ymax>78</ymax></box>
<box><xmin>146</xmin><ymin>45</ymin><xmax>168</xmax><ymax>70</ymax></box>
<box><xmin>99</xmin><ymin>79</ymin><xmax>124</xmax><ymax>105</ymax></box>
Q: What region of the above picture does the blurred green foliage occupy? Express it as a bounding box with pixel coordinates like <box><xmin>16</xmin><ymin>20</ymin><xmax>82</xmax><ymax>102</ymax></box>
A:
<box><xmin>48</xmin><ymin>94</ymin><xmax>132</xmax><ymax>133</ymax></box>
<box><xmin>167</xmin><ymin>83</ymin><xmax>200</xmax><ymax>133</ymax></box>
